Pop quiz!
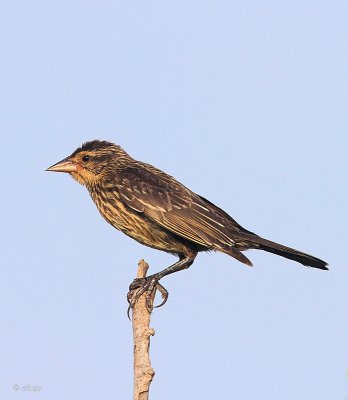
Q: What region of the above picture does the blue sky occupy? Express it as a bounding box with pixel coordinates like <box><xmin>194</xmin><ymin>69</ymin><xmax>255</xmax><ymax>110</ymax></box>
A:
<box><xmin>1</xmin><ymin>1</ymin><xmax>347</xmax><ymax>399</ymax></box>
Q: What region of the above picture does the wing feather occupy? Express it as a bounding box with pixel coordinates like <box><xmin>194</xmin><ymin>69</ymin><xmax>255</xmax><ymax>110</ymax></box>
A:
<box><xmin>114</xmin><ymin>165</ymin><xmax>239</xmax><ymax>250</ymax></box>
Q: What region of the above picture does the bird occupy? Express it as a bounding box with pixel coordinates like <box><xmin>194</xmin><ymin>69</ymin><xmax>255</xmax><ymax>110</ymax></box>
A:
<box><xmin>46</xmin><ymin>140</ymin><xmax>328</xmax><ymax>309</ymax></box>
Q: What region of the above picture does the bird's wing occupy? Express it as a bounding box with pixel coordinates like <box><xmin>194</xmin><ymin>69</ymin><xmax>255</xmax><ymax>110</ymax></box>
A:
<box><xmin>114</xmin><ymin>165</ymin><xmax>240</xmax><ymax>250</ymax></box>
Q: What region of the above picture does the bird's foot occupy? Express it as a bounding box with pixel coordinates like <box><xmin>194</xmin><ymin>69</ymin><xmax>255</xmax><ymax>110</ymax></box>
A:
<box><xmin>127</xmin><ymin>276</ymin><xmax>169</xmax><ymax>318</ymax></box>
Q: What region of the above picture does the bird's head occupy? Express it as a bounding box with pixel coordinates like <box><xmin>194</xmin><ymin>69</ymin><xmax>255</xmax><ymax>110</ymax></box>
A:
<box><xmin>46</xmin><ymin>140</ymin><xmax>130</xmax><ymax>186</ymax></box>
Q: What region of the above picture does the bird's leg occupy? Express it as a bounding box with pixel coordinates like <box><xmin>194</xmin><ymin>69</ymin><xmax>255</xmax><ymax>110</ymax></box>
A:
<box><xmin>147</xmin><ymin>255</ymin><xmax>196</xmax><ymax>281</ymax></box>
<box><xmin>127</xmin><ymin>255</ymin><xmax>196</xmax><ymax>314</ymax></box>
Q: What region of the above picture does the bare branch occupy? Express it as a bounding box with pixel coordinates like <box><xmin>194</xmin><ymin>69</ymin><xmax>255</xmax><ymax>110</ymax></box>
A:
<box><xmin>131</xmin><ymin>259</ymin><xmax>156</xmax><ymax>400</ymax></box>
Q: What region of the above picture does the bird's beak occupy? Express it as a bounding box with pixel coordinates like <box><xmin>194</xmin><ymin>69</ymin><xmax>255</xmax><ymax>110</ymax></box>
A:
<box><xmin>46</xmin><ymin>158</ymin><xmax>78</xmax><ymax>173</ymax></box>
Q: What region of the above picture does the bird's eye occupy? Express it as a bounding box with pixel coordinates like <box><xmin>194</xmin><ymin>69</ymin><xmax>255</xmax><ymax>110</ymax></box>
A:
<box><xmin>82</xmin><ymin>155</ymin><xmax>90</xmax><ymax>162</ymax></box>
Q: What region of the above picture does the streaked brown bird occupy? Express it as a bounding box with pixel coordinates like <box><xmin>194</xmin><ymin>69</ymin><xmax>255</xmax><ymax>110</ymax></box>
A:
<box><xmin>47</xmin><ymin>140</ymin><xmax>328</xmax><ymax>308</ymax></box>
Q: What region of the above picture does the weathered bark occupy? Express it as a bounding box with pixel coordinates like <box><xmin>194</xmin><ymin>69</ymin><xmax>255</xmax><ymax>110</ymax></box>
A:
<box><xmin>131</xmin><ymin>260</ymin><xmax>156</xmax><ymax>400</ymax></box>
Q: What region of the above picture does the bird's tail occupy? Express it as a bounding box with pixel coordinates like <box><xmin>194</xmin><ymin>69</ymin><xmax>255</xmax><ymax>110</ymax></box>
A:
<box><xmin>252</xmin><ymin>237</ymin><xmax>328</xmax><ymax>270</ymax></box>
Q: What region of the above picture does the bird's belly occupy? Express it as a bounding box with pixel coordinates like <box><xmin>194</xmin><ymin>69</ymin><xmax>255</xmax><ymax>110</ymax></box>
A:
<box><xmin>90</xmin><ymin>190</ymin><xmax>186</xmax><ymax>254</ymax></box>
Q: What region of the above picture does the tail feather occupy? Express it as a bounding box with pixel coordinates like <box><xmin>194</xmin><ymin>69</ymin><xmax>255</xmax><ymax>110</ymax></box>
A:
<box><xmin>220</xmin><ymin>246</ymin><xmax>253</xmax><ymax>267</ymax></box>
<box><xmin>254</xmin><ymin>237</ymin><xmax>328</xmax><ymax>270</ymax></box>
